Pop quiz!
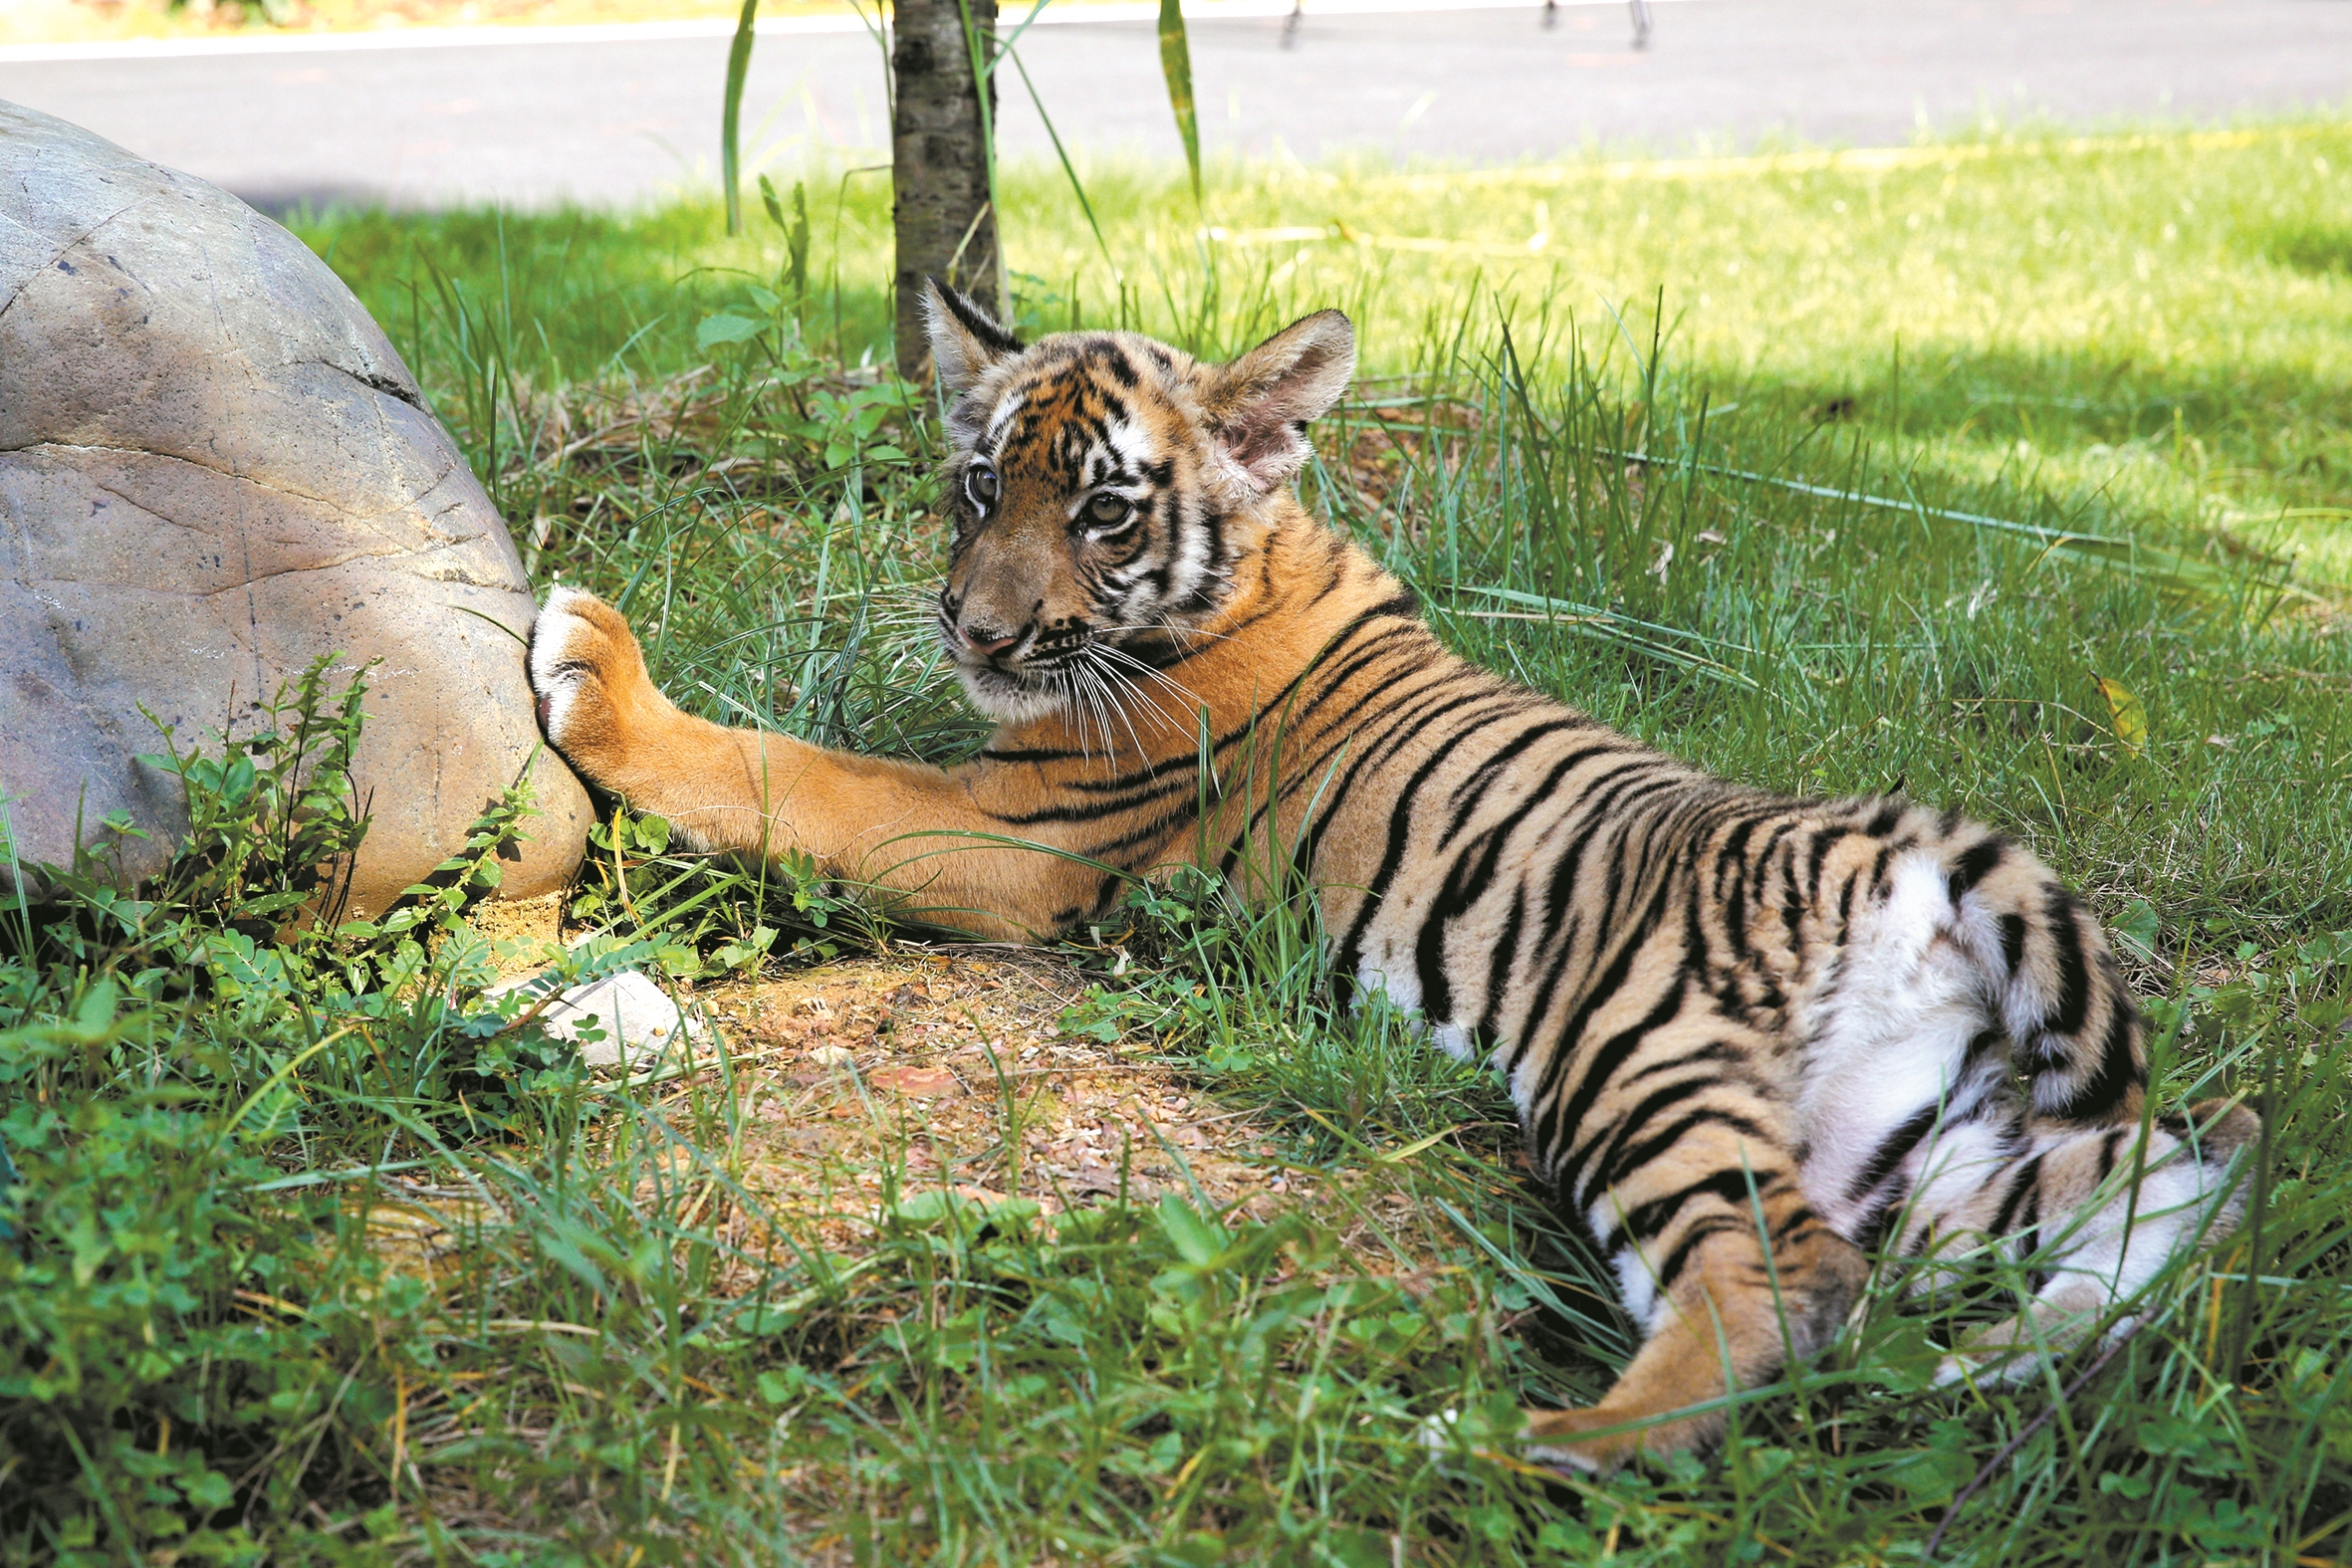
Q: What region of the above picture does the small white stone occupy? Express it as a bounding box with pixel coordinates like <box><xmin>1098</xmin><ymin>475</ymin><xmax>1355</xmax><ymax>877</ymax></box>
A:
<box><xmin>809</xmin><ymin>1043</ymin><xmax>855</xmax><ymax>1068</ymax></box>
<box><xmin>507</xmin><ymin>969</ymin><xmax>704</xmax><ymax>1070</ymax></box>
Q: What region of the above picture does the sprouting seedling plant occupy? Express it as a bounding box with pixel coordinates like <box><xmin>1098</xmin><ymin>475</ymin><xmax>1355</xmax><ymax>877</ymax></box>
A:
<box><xmin>973</xmin><ymin>1025</ymin><xmax>1041</xmax><ymax>1193</ymax></box>
<box><xmin>761</xmin><ymin>173</ymin><xmax>813</xmax><ymax>309</ymax></box>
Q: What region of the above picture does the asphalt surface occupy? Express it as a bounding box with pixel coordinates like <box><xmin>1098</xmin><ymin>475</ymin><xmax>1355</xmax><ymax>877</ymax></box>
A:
<box><xmin>1</xmin><ymin>0</ymin><xmax>2348</xmax><ymax>210</ymax></box>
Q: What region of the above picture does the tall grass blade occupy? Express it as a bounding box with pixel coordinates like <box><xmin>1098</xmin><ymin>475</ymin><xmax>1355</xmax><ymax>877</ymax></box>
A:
<box><xmin>721</xmin><ymin>0</ymin><xmax>761</xmax><ymax>236</ymax></box>
<box><xmin>1157</xmin><ymin>0</ymin><xmax>1202</xmax><ymax>205</ymax></box>
<box><xmin>993</xmin><ymin>0</ymin><xmax>1058</xmax><ymax>58</ymax></box>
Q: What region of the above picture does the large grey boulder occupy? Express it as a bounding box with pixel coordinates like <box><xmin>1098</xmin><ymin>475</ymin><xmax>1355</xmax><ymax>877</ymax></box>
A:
<box><xmin>0</xmin><ymin>100</ymin><xmax>588</xmax><ymax>913</ymax></box>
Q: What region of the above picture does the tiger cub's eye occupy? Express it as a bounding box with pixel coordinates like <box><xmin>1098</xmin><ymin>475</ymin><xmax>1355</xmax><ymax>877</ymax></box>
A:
<box><xmin>965</xmin><ymin>464</ymin><xmax>1000</xmax><ymax>511</ymax></box>
<box><xmin>1083</xmin><ymin>493</ymin><xmax>1134</xmax><ymax>530</ymax></box>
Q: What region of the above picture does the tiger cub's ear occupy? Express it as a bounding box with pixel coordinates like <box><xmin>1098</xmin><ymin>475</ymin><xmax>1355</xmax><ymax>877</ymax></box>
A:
<box><xmin>1196</xmin><ymin>309</ymin><xmax>1356</xmax><ymax>493</ymax></box>
<box><xmin>922</xmin><ymin>279</ymin><xmax>1023</xmax><ymax>403</ymax></box>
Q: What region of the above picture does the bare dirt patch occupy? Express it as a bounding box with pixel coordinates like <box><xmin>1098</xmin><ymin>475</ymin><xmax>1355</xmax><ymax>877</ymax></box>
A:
<box><xmin>468</xmin><ymin>890</ymin><xmax>566</xmax><ymax>978</ymax></box>
<box><xmin>694</xmin><ymin>952</ymin><xmax>1307</xmax><ymax>1253</ymax></box>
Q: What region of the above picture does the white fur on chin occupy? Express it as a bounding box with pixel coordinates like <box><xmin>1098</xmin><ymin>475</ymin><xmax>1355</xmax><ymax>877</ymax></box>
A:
<box><xmin>955</xmin><ymin>663</ymin><xmax>1069</xmax><ymax>724</ymax></box>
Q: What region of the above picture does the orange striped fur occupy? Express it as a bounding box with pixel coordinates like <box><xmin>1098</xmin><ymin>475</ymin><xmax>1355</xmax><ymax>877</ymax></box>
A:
<box><xmin>531</xmin><ymin>285</ymin><xmax>2258</xmax><ymax>1470</ymax></box>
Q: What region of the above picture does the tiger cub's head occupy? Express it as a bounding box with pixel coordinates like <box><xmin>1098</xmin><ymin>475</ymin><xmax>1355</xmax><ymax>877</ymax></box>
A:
<box><xmin>921</xmin><ymin>281</ymin><xmax>1354</xmax><ymax>722</ymax></box>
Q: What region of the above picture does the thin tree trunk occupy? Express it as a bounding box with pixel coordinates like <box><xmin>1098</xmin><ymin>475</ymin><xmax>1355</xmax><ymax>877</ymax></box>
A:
<box><xmin>891</xmin><ymin>0</ymin><xmax>1004</xmax><ymax>380</ymax></box>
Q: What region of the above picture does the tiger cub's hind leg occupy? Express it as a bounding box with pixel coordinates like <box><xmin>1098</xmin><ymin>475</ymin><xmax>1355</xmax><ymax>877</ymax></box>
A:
<box><xmin>1523</xmin><ymin>1126</ymin><xmax>1869</xmax><ymax>1472</ymax></box>
<box><xmin>1908</xmin><ymin>1098</ymin><xmax>2261</xmax><ymax>1385</ymax></box>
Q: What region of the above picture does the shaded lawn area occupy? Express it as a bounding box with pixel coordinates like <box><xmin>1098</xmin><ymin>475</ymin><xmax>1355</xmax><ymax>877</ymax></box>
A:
<box><xmin>2</xmin><ymin>119</ymin><xmax>2348</xmax><ymax>1566</ymax></box>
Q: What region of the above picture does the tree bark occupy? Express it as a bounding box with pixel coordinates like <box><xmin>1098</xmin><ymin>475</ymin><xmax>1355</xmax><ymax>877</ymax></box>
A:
<box><xmin>891</xmin><ymin>0</ymin><xmax>1004</xmax><ymax>381</ymax></box>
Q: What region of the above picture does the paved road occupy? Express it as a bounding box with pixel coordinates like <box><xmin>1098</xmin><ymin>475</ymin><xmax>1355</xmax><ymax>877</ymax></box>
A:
<box><xmin>2</xmin><ymin>0</ymin><xmax>2348</xmax><ymax>210</ymax></box>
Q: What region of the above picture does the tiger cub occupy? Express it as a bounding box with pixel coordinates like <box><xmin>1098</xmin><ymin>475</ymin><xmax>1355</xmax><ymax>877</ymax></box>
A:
<box><xmin>528</xmin><ymin>283</ymin><xmax>2258</xmax><ymax>1470</ymax></box>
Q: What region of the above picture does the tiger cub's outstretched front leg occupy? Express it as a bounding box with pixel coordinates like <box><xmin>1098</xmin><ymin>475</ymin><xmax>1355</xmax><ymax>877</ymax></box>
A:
<box><xmin>528</xmin><ymin>586</ymin><xmax>1106</xmax><ymax>941</ymax></box>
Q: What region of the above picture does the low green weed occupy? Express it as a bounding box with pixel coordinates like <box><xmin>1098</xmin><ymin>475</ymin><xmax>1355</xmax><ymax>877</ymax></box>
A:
<box><xmin>0</xmin><ymin>662</ymin><xmax>572</xmax><ymax>1561</ymax></box>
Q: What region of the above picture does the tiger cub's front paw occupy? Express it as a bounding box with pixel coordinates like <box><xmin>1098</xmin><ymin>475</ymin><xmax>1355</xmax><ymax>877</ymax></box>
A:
<box><xmin>529</xmin><ymin>586</ymin><xmax>650</xmax><ymax>784</ymax></box>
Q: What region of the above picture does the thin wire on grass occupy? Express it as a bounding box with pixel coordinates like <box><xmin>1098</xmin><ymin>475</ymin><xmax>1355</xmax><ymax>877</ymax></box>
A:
<box><xmin>1607</xmin><ymin>446</ymin><xmax>2299</xmax><ymax>603</ymax></box>
<box><xmin>1445</xmin><ymin>585</ymin><xmax>1762</xmax><ymax>690</ymax></box>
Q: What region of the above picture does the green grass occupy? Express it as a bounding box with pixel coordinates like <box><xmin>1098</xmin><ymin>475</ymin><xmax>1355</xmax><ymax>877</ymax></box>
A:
<box><xmin>5</xmin><ymin>116</ymin><xmax>2351</xmax><ymax>1567</ymax></box>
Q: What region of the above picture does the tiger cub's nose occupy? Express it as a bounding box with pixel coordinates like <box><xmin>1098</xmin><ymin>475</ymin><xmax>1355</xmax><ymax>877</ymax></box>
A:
<box><xmin>961</xmin><ymin>623</ymin><xmax>1022</xmax><ymax>657</ymax></box>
